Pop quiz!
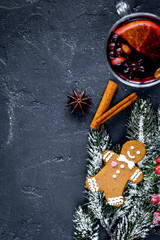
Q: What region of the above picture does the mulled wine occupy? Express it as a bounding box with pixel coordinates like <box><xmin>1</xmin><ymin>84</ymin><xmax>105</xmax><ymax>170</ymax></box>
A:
<box><xmin>107</xmin><ymin>15</ymin><xmax>160</xmax><ymax>86</ymax></box>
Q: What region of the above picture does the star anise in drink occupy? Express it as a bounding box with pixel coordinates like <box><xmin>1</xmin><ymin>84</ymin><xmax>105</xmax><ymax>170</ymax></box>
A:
<box><xmin>66</xmin><ymin>89</ymin><xmax>92</xmax><ymax>114</ymax></box>
<box><xmin>123</xmin><ymin>58</ymin><xmax>145</xmax><ymax>79</ymax></box>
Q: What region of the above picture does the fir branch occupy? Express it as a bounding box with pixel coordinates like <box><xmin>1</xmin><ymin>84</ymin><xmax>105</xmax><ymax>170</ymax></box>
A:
<box><xmin>112</xmin><ymin>144</ymin><xmax>121</xmax><ymax>154</ymax></box>
<box><xmin>127</xmin><ymin>98</ymin><xmax>157</xmax><ymax>149</ymax></box>
<box><xmin>73</xmin><ymin>98</ymin><xmax>159</xmax><ymax>240</ymax></box>
<box><xmin>85</xmin><ymin>126</ymin><xmax>123</xmax><ymax>236</ymax></box>
<box><xmin>111</xmin><ymin>202</ymin><xmax>152</xmax><ymax>240</ymax></box>
<box><xmin>86</xmin><ymin>126</ymin><xmax>116</xmax><ymax>235</ymax></box>
<box><xmin>73</xmin><ymin>206</ymin><xmax>99</xmax><ymax>240</ymax></box>
<box><xmin>129</xmin><ymin>99</ymin><xmax>158</xmax><ymax>192</ymax></box>
<box><xmin>86</xmin><ymin>125</ymin><xmax>110</xmax><ymax>225</ymax></box>
<box><xmin>87</xmin><ymin>126</ymin><xmax>111</xmax><ymax>178</ymax></box>
<box><xmin>115</xmin><ymin>98</ymin><xmax>159</xmax><ymax>239</ymax></box>
<box><xmin>73</xmin><ymin>126</ymin><xmax>112</xmax><ymax>239</ymax></box>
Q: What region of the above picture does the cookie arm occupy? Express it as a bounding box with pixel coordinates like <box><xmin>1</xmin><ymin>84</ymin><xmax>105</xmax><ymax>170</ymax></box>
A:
<box><xmin>102</xmin><ymin>150</ymin><xmax>116</xmax><ymax>164</ymax></box>
<box><xmin>130</xmin><ymin>167</ymin><xmax>143</xmax><ymax>183</ymax></box>
<box><xmin>85</xmin><ymin>177</ymin><xmax>100</xmax><ymax>192</ymax></box>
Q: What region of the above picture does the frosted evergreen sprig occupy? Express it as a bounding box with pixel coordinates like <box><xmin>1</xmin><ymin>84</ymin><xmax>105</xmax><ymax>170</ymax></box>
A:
<box><xmin>127</xmin><ymin>98</ymin><xmax>156</xmax><ymax>146</ymax></box>
<box><xmin>116</xmin><ymin>98</ymin><xmax>159</xmax><ymax>239</ymax></box>
<box><xmin>87</xmin><ymin>125</ymin><xmax>111</xmax><ymax>178</ymax></box>
<box><xmin>85</xmin><ymin>126</ymin><xmax>126</xmax><ymax>235</ymax></box>
<box><xmin>85</xmin><ymin>125</ymin><xmax>110</xmax><ymax>224</ymax></box>
<box><xmin>73</xmin><ymin>98</ymin><xmax>159</xmax><ymax>240</ymax></box>
<box><xmin>111</xmin><ymin>201</ymin><xmax>152</xmax><ymax>240</ymax></box>
<box><xmin>73</xmin><ymin>206</ymin><xmax>99</xmax><ymax>240</ymax></box>
<box><xmin>153</xmin><ymin>107</ymin><xmax>160</xmax><ymax>158</ymax></box>
<box><xmin>127</xmin><ymin>99</ymin><xmax>158</xmax><ymax>191</ymax></box>
<box><xmin>86</xmin><ymin>126</ymin><xmax>117</xmax><ymax>234</ymax></box>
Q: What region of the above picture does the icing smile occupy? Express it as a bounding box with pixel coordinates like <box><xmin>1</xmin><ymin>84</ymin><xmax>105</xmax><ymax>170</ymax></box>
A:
<box><xmin>127</xmin><ymin>151</ymin><xmax>135</xmax><ymax>159</ymax></box>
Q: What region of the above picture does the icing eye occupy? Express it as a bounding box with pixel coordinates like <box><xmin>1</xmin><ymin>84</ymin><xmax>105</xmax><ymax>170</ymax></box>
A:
<box><xmin>136</xmin><ymin>151</ymin><xmax>140</xmax><ymax>155</ymax></box>
<box><xmin>130</xmin><ymin>146</ymin><xmax>134</xmax><ymax>149</ymax></box>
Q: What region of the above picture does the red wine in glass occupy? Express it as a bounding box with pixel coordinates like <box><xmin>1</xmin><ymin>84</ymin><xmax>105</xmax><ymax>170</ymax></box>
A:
<box><xmin>107</xmin><ymin>15</ymin><xmax>160</xmax><ymax>86</ymax></box>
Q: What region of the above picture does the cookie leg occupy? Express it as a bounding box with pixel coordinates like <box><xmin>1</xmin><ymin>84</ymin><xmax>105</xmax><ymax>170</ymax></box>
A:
<box><xmin>85</xmin><ymin>177</ymin><xmax>100</xmax><ymax>192</ymax></box>
<box><xmin>104</xmin><ymin>190</ymin><xmax>125</xmax><ymax>207</ymax></box>
<box><xmin>107</xmin><ymin>196</ymin><xmax>125</xmax><ymax>207</ymax></box>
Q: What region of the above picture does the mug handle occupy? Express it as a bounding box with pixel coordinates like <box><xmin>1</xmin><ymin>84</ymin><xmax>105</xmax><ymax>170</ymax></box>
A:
<box><xmin>115</xmin><ymin>0</ymin><xmax>132</xmax><ymax>17</ymax></box>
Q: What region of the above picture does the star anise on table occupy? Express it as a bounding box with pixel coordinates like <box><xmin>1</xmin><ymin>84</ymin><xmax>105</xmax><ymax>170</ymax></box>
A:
<box><xmin>66</xmin><ymin>89</ymin><xmax>92</xmax><ymax>114</ymax></box>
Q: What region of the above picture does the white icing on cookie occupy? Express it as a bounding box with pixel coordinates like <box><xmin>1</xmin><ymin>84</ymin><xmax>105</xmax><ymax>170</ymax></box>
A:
<box><xmin>130</xmin><ymin>169</ymin><xmax>142</xmax><ymax>182</ymax></box>
<box><xmin>117</xmin><ymin>154</ymin><xmax>135</xmax><ymax>169</ymax></box>
<box><xmin>130</xmin><ymin>146</ymin><xmax>134</xmax><ymax>149</ymax></box>
<box><xmin>88</xmin><ymin>178</ymin><xmax>99</xmax><ymax>192</ymax></box>
<box><xmin>103</xmin><ymin>151</ymin><xmax>110</xmax><ymax>159</ymax></box>
<box><xmin>136</xmin><ymin>151</ymin><xmax>140</xmax><ymax>155</ymax></box>
<box><xmin>103</xmin><ymin>151</ymin><xmax>114</xmax><ymax>163</ymax></box>
<box><xmin>108</xmin><ymin>196</ymin><xmax>124</xmax><ymax>206</ymax></box>
<box><xmin>113</xmin><ymin>174</ymin><xmax>117</xmax><ymax>179</ymax></box>
<box><xmin>127</xmin><ymin>151</ymin><xmax>136</xmax><ymax>159</ymax></box>
<box><xmin>133</xmin><ymin>171</ymin><xmax>142</xmax><ymax>181</ymax></box>
<box><xmin>120</xmin><ymin>164</ymin><xmax>125</xmax><ymax>168</ymax></box>
<box><xmin>130</xmin><ymin>169</ymin><xmax>139</xmax><ymax>180</ymax></box>
<box><xmin>116</xmin><ymin>170</ymin><xmax>120</xmax><ymax>174</ymax></box>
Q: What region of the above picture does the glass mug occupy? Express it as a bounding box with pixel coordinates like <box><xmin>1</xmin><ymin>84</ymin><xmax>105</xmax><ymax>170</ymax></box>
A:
<box><xmin>106</xmin><ymin>0</ymin><xmax>160</xmax><ymax>87</ymax></box>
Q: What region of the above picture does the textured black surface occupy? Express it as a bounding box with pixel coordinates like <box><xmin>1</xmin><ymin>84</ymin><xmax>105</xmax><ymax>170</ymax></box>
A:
<box><xmin>0</xmin><ymin>0</ymin><xmax>160</xmax><ymax>239</ymax></box>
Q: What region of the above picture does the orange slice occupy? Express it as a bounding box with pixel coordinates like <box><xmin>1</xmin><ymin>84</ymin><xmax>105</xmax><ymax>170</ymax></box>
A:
<box><xmin>115</xmin><ymin>20</ymin><xmax>160</xmax><ymax>61</ymax></box>
<box><xmin>154</xmin><ymin>68</ymin><xmax>160</xmax><ymax>79</ymax></box>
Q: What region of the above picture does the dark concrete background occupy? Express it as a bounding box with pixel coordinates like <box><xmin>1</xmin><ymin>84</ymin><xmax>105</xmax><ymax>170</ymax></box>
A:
<box><xmin>0</xmin><ymin>0</ymin><xmax>160</xmax><ymax>239</ymax></box>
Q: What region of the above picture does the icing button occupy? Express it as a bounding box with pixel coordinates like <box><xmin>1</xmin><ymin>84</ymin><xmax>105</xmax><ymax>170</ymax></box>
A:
<box><xmin>120</xmin><ymin>164</ymin><xmax>125</xmax><ymax>168</ymax></box>
<box><xmin>116</xmin><ymin>170</ymin><xmax>120</xmax><ymax>174</ymax></box>
<box><xmin>113</xmin><ymin>174</ymin><xmax>117</xmax><ymax>179</ymax></box>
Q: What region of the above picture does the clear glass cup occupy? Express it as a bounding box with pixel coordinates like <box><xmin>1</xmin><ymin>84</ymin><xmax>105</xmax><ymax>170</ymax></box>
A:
<box><xmin>106</xmin><ymin>0</ymin><xmax>160</xmax><ymax>88</ymax></box>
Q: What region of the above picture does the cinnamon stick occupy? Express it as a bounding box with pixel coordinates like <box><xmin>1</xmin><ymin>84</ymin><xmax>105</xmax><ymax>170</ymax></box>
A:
<box><xmin>97</xmin><ymin>92</ymin><xmax>137</xmax><ymax>124</ymax></box>
<box><xmin>90</xmin><ymin>80</ymin><xmax>118</xmax><ymax>130</ymax></box>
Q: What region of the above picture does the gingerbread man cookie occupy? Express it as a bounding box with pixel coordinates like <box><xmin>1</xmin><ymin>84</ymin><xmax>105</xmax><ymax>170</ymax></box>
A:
<box><xmin>85</xmin><ymin>140</ymin><xmax>146</xmax><ymax>207</ymax></box>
